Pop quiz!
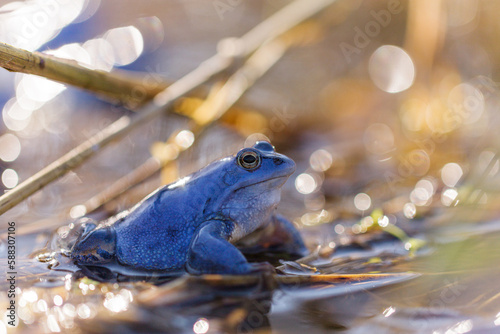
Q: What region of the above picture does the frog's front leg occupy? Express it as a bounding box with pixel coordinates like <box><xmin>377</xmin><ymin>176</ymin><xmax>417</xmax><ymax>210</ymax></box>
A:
<box><xmin>70</xmin><ymin>225</ymin><xmax>116</xmax><ymax>265</ymax></box>
<box><xmin>236</xmin><ymin>214</ymin><xmax>308</xmax><ymax>257</ymax></box>
<box><xmin>186</xmin><ymin>220</ymin><xmax>274</xmax><ymax>275</ymax></box>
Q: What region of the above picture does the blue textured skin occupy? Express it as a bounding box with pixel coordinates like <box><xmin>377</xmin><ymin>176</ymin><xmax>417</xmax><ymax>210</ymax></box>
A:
<box><xmin>70</xmin><ymin>141</ymin><xmax>308</xmax><ymax>274</ymax></box>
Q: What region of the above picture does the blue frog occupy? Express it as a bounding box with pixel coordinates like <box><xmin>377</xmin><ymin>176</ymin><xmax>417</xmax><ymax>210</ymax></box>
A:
<box><xmin>70</xmin><ymin>141</ymin><xmax>307</xmax><ymax>275</ymax></box>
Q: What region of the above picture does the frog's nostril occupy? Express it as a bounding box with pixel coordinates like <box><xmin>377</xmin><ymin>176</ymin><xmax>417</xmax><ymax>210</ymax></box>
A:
<box><xmin>273</xmin><ymin>158</ymin><xmax>284</xmax><ymax>165</ymax></box>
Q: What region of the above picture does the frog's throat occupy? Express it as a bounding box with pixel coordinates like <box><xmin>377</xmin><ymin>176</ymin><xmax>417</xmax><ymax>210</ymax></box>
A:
<box><xmin>204</xmin><ymin>175</ymin><xmax>286</xmax><ymax>220</ymax></box>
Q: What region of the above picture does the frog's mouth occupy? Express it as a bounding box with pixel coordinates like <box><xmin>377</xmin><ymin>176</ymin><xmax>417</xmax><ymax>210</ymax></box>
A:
<box><xmin>236</xmin><ymin>175</ymin><xmax>289</xmax><ymax>190</ymax></box>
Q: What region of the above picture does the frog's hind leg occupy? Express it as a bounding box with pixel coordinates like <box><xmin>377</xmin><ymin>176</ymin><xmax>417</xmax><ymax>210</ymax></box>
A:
<box><xmin>70</xmin><ymin>226</ymin><xmax>116</xmax><ymax>265</ymax></box>
<box><xmin>186</xmin><ymin>220</ymin><xmax>273</xmax><ymax>275</ymax></box>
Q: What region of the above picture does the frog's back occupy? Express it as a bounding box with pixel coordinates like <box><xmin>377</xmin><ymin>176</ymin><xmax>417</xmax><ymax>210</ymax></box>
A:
<box><xmin>113</xmin><ymin>182</ymin><xmax>205</xmax><ymax>270</ymax></box>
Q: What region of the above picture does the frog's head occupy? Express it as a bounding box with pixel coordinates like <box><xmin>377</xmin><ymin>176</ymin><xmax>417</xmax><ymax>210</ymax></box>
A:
<box><xmin>198</xmin><ymin>141</ymin><xmax>295</xmax><ymax>238</ymax></box>
<box><xmin>224</xmin><ymin>140</ymin><xmax>296</xmax><ymax>190</ymax></box>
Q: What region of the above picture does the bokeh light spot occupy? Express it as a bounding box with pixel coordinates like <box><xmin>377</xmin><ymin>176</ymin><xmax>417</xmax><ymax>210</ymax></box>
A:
<box><xmin>378</xmin><ymin>215</ymin><xmax>389</xmax><ymax>227</ymax></box>
<box><xmin>103</xmin><ymin>291</ymin><xmax>130</xmax><ymax>313</ymax></box>
<box><xmin>309</xmin><ymin>149</ymin><xmax>333</xmax><ymax>172</ymax></box>
<box><xmin>193</xmin><ymin>318</ymin><xmax>209</xmax><ymax>334</ymax></box>
<box><xmin>411</xmin><ymin>178</ymin><xmax>436</xmax><ymax>207</ymax></box>
<box><xmin>441</xmin><ymin>188</ymin><xmax>459</xmax><ymax>206</ymax></box>
<box><xmin>354</xmin><ymin>193</ymin><xmax>371</xmax><ymax>211</ymax></box>
<box><xmin>244</xmin><ymin>133</ymin><xmax>271</xmax><ymax>148</ymax></box>
<box><xmin>82</xmin><ymin>38</ymin><xmax>115</xmax><ymax>71</ymax></box>
<box><xmin>441</xmin><ymin>163</ymin><xmax>463</xmax><ymax>187</ymax></box>
<box><xmin>22</xmin><ymin>289</ymin><xmax>38</xmax><ymax>303</ymax></box>
<box><xmin>0</xmin><ymin>0</ymin><xmax>87</xmax><ymax>51</ymax></box>
<box><xmin>175</xmin><ymin>130</ymin><xmax>195</xmax><ymax>149</ymax></box>
<box><xmin>403</xmin><ymin>203</ymin><xmax>416</xmax><ymax>219</ymax></box>
<box><xmin>334</xmin><ymin>224</ymin><xmax>345</xmax><ymax>234</ymax></box>
<box><xmin>2</xmin><ymin>98</ymin><xmax>31</xmax><ymax>132</ymax></box>
<box><xmin>54</xmin><ymin>295</ymin><xmax>63</xmax><ymax>307</ymax></box>
<box><xmin>46</xmin><ymin>43</ymin><xmax>92</xmax><ymax>67</ymax></box>
<box><xmin>20</xmin><ymin>75</ymin><xmax>66</xmax><ymax>103</ymax></box>
<box><xmin>369</xmin><ymin>45</ymin><xmax>415</xmax><ymax>93</ymax></box>
<box><xmin>410</xmin><ymin>188</ymin><xmax>431</xmax><ymax>206</ymax></box>
<box><xmin>0</xmin><ymin>133</ymin><xmax>21</xmax><ymax>162</ymax></box>
<box><xmin>7</xmin><ymin>100</ymin><xmax>33</xmax><ymax>121</ymax></box>
<box><xmin>363</xmin><ymin>123</ymin><xmax>395</xmax><ymax>155</ymax></box>
<box><xmin>76</xmin><ymin>304</ymin><xmax>91</xmax><ymax>319</ymax></box>
<box><xmin>295</xmin><ymin>173</ymin><xmax>317</xmax><ymax>194</ymax></box>
<box><xmin>70</xmin><ymin>205</ymin><xmax>87</xmax><ymax>219</ymax></box>
<box><xmin>35</xmin><ymin>299</ymin><xmax>47</xmax><ymax>313</ymax></box>
<box><xmin>104</xmin><ymin>26</ymin><xmax>144</xmax><ymax>66</ymax></box>
<box><xmin>448</xmin><ymin>0</ymin><xmax>478</xmax><ymax>27</ymax></box>
<box><xmin>448</xmin><ymin>83</ymin><xmax>485</xmax><ymax>125</ymax></box>
<box><xmin>2</xmin><ymin>169</ymin><xmax>19</xmax><ymax>188</ymax></box>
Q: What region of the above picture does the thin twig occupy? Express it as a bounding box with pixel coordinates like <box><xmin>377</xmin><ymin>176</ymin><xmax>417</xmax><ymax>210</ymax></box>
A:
<box><xmin>0</xmin><ymin>0</ymin><xmax>336</xmax><ymax>216</ymax></box>
<box><xmin>0</xmin><ymin>43</ymin><xmax>169</xmax><ymax>108</ymax></box>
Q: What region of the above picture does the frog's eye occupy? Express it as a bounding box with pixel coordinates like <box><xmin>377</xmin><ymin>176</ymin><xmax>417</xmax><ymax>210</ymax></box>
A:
<box><xmin>237</xmin><ymin>149</ymin><xmax>261</xmax><ymax>170</ymax></box>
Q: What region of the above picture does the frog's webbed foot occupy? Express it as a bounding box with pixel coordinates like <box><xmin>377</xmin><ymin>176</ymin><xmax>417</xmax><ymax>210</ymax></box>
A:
<box><xmin>236</xmin><ymin>214</ymin><xmax>308</xmax><ymax>258</ymax></box>
<box><xmin>186</xmin><ymin>220</ymin><xmax>273</xmax><ymax>275</ymax></box>
<box><xmin>70</xmin><ymin>224</ymin><xmax>116</xmax><ymax>265</ymax></box>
